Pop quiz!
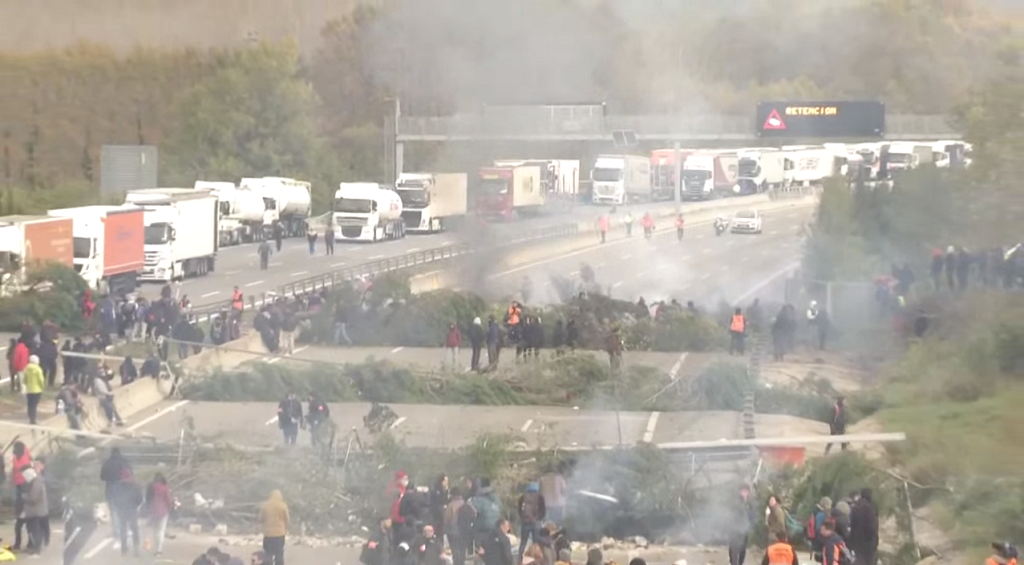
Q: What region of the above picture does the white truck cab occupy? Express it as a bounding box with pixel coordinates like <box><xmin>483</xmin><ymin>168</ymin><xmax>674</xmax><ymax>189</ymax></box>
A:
<box><xmin>333</xmin><ymin>183</ymin><xmax>406</xmax><ymax>242</ymax></box>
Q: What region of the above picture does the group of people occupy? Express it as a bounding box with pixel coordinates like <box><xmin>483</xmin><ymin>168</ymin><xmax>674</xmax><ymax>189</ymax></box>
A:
<box><xmin>729</xmin><ymin>487</ymin><xmax>880</xmax><ymax>565</ymax></box>
<box><xmin>929</xmin><ymin>244</ymin><xmax>1022</xmax><ymax>292</ymax></box>
<box><xmin>274</xmin><ymin>392</ymin><xmax>332</xmax><ymax>446</ymax></box>
<box><xmin>364</xmin><ymin>466</ymin><xmax>571</xmax><ymax>565</ymax></box>
<box><xmin>1</xmin><ymin>441</ymin><xmax>50</xmax><ymax>557</ymax></box>
<box><xmin>597</xmin><ymin>211</ymin><xmax>660</xmax><ymax>244</ymax></box>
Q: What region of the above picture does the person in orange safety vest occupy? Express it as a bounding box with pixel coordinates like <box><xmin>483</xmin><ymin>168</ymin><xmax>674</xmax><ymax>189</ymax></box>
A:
<box><xmin>729</xmin><ymin>307</ymin><xmax>746</xmax><ymax>356</ymax></box>
<box><xmin>987</xmin><ymin>542</ymin><xmax>1019</xmax><ymax>565</ymax></box>
<box><xmin>761</xmin><ymin>532</ymin><xmax>799</xmax><ymax>565</ymax></box>
<box><xmin>231</xmin><ymin>286</ymin><xmax>244</xmax><ymax>318</ymax></box>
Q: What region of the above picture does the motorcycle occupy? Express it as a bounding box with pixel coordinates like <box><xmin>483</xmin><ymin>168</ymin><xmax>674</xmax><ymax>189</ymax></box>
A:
<box><xmin>714</xmin><ymin>219</ymin><xmax>728</xmax><ymax>236</ymax></box>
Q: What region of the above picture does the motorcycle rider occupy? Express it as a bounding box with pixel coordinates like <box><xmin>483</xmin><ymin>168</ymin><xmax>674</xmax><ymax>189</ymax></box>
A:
<box><xmin>715</xmin><ymin>214</ymin><xmax>728</xmax><ymax>235</ymax></box>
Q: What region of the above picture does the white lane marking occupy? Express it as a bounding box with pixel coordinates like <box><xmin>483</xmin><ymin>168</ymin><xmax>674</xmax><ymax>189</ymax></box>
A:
<box><xmin>768</xmin><ymin>230</ymin><xmax>779</xmax><ymax>235</ymax></box>
<box><xmin>84</xmin><ymin>537</ymin><xmax>113</xmax><ymax>558</ymax></box>
<box><xmin>331</xmin><ymin>261</ymin><xmax>347</xmax><ymax>267</ymax></box>
<box><xmin>620</xmin><ymin>253</ymin><xmax>632</xmax><ymax>260</ymax></box>
<box><xmin>521</xmin><ymin>419</ymin><xmax>534</xmax><ymax>432</ymax></box>
<box><xmin>407</xmin><ymin>247</ymin><xmax>421</xmax><ymax>252</ymax></box>
<box><xmin>226</xmin><ymin>270</ymin><xmax>240</xmax><ymax>275</ymax></box>
<box><xmin>391</xmin><ymin>346</ymin><xmax>404</xmax><ymax>354</ymax></box>
<box><xmin>696</xmin><ymin>234</ymin><xmax>705</xmax><ymax>239</ymax></box>
<box><xmin>611</xmin><ymin>281</ymin><xmax>623</xmax><ymax>288</ymax></box>
<box><xmin>269</xmin><ymin>262</ymin><xmax>282</xmax><ymax>267</ymax></box>
<box><xmin>569</xmin><ymin>270</ymin><xmax>579</xmax><ymax>276</ymax></box>
<box><xmin>245</xmin><ymin>280</ymin><xmax>264</xmax><ymax>287</ymax></box>
<box><xmin>596</xmin><ymin>262</ymin><xmax>606</xmax><ymax>267</ymax></box>
<box><xmin>290</xmin><ymin>271</ymin><xmax>308</xmax><ymax>276</ymax></box>
<box><xmin>266</xmin><ymin>416</ymin><xmax>278</xmax><ymax>426</ymax></box>
<box><xmin>391</xmin><ymin>416</ymin><xmax>407</xmax><ymax>429</ymax></box>
<box><xmin>681</xmin><ymin>254</ymin><xmax>693</xmax><ymax>261</ymax></box>
<box><xmin>669</xmin><ymin>352</ymin><xmax>689</xmax><ymax>380</ymax></box>
<box><xmin>201</xmin><ymin>291</ymin><xmax>221</xmax><ymax>298</ymax></box>
<box><xmin>642</xmin><ymin>412</ymin><xmax>661</xmax><ymax>443</ymax></box>
<box><xmin>127</xmin><ymin>400</ymin><xmax>191</xmax><ymax>432</ymax></box>
<box><xmin>370</xmin><ymin>254</ymin><xmax>385</xmax><ymax>260</ymax></box>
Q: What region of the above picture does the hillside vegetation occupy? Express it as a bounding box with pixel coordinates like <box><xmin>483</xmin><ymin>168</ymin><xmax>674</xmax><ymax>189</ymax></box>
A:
<box><xmin>0</xmin><ymin>0</ymin><xmax>1019</xmax><ymax>213</ymax></box>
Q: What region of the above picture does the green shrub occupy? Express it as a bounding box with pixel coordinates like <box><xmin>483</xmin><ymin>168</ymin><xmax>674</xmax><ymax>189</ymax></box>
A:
<box><xmin>0</xmin><ymin>263</ymin><xmax>89</xmax><ymax>333</ymax></box>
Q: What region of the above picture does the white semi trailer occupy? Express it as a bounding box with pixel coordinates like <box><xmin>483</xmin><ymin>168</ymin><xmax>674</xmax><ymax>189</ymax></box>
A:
<box><xmin>125</xmin><ymin>189</ymin><xmax>219</xmax><ymax>282</ymax></box>
<box><xmin>332</xmin><ymin>183</ymin><xmax>405</xmax><ymax>242</ymax></box>
<box><xmin>395</xmin><ymin>173</ymin><xmax>468</xmax><ymax>234</ymax></box>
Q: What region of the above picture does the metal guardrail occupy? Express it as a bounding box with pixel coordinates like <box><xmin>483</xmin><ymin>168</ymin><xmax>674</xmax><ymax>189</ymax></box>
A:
<box><xmin>397</xmin><ymin>113</ymin><xmax>961</xmax><ymax>141</ymax></box>
<box><xmin>190</xmin><ymin>222</ymin><xmax>581</xmax><ymax>317</ymax></box>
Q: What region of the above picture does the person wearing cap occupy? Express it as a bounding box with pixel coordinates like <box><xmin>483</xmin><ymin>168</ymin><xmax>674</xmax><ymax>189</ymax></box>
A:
<box><xmin>24</xmin><ymin>354</ymin><xmax>45</xmax><ymax>424</ymax></box>
<box><xmin>987</xmin><ymin>542</ymin><xmax>1019</xmax><ymax>565</ymax></box>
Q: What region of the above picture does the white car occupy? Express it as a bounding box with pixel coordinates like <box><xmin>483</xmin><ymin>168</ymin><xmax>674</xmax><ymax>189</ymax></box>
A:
<box><xmin>730</xmin><ymin>210</ymin><xmax>762</xmax><ymax>234</ymax></box>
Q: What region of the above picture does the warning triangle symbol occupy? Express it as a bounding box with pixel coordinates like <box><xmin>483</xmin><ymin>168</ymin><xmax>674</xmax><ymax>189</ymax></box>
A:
<box><xmin>763</xmin><ymin>109</ymin><xmax>786</xmax><ymax>130</ymax></box>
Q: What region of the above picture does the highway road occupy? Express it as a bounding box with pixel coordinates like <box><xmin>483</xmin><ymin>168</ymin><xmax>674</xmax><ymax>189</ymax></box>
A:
<box><xmin>153</xmin><ymin>197</ymin><xmax>764</xmax><ymax>309</ymax></box>
<box><xmin>484</xmin><ymin>201</ymin><xmax>814</xmax><ymax>306</ymax></box>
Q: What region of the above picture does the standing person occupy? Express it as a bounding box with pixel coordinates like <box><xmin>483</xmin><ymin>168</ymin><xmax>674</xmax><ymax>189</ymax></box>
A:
<box><xmin>486</xmin><ymin>317</ymin><xmax>501</xmax><ymax>371</ymax></box>
<box><xmin>808</xmin><ymin>497</ymin><xmax>834</xmax><ymax>559</ymax></box>
<box><xmin>848</xmin><ymin>489</ymin><xmax>878</xmax><ymax>565</ymax></box>
<box><xmin>675</xmin><ymin>214</ymin><xmax>685</xmax><ymax>241</ymax></box>
<box><xmin>765</xmin><ymin>495</ymin><xmax>788</xmax><ymax>545</ymax></box>
<box><xmin>469</xmin><ymin>478</ymin><xmax>502</xmax><ymax>553</ymax></box>
<box><xmin>259</xmin><ymin>490</ymin><xmax>289</xmax><ymax>565</ymax></box>
<box><xmin>387</xmin><ymin>472</ymin><xmax>410</xmax><ymax>544</ymax></box>
<box><xmin>641</xmin><ymin>212</ymin><xmax>654</xmax><ymax>239</ymax></box>
<box><xmin>481</xmin><ymin>519</ymin><xmax>513</xmax><ymax>565</ymax></box>
<box><xmin>57</xmin><ymin>382</ymin><xmax>84</xmax><ymax>430</ymax></box>
<box><xmin>538</xmin><ymin>466</ymin><xmax>567</xmax><ymax>526</ymax></box>
<box><xmin>21</xmin><ymin>467</ymin><xmax>48</xmax><ymax>556</ymax></box>
<box><xmin>147</xmin><ymin>473</ymin><xmax>174</xmax><ymax>556</ymax></box>
<box><xmin>604</xmin><ymin>327</ymin><xmax>623</xmax><ymax>371</ymax></box>
<box><xmin>324</xmin><ymin>226</ymin><xmax>335</xmax><ymax>256</ymax></box>
<box><xmin>445</xmin><ymin>323</ymin><xmax>462</xmax><ymax>369</ymax></box>
<box><xmin>818</xmin><ymin>521</ymin><xmax>851</xmax><ymax>565</ymax></box>
<box><xmin>516</xmin><ymin>482</ymin><xmax>546</xmax><ymax>562</ymax></box>
<box><xmin>361</xmin><ymin>518</ymin><xmax>393</xmax><ymax>565</ymax></box>
<box><xmin>100</xmin><ymin>448</ymin><xmax>133</xmax><ymax>539</ymax></box>
<box><xmin>729</xmin><ymin>308</ymin><xmax>746</xmax><ymax>355</ymax></box>
<box><xmin>728</xmin><ymin>485</ymin><xmax>756</xmax><ymax>565</ymax></box>
<box><xmin>824</xmin><ymin>397</ymin><xmax>848</xmax><ymax>454</ymax></box>
<box><xmin>415</xmin><ymin>524</ymin><xmax>444</xmax><ymax>565</ymax></box>
<box><xmin>429</xmin><ymin>475</ymin><xmax>450</xmax><ymax>539</ymax></box>
<box><xmin>469</xmin><ymin>318</ymin><xmax>485</xmax><ymax>372</ymax></box>
<box><xmin>280</xmin><ymin>310</ymin><xmax>298</xmax><ymax>356</ymax></box>
<box><xmin>112</xmin><ymin>476</ymin><xmax>143</xmax><ymax>557</ymax></box>
<box><xmin>39</xmin><ymin>334</ymin><xmax>59</xmax><ymax>388</ymax></box>
<box><xmin>24</xmin><ymin>355</ymin><xmax>45</xmax><ymax>424</ymax></box>
<box><xmin>760</xmin><ymin>532</ymin><xmax>799</xmax><ymax>565</ymax></box>
<box><xmin>306</xmin><ymin>231</ymin><xmax>318</xmax><ymax>255</ymax></box>
<box><xmin>551</xmin><ymin>320</ymin><xmax>566</xmax><ymax>357</ymax></box>
<box><xmin>10</xmin><ymin>338</ymin><xmax>29</xmax><ymax>392</ymax></box>
<box><xmin>258</xmin><ymin>241</ymin><xmax>272</xmax><ymax>271</ymax></box>
<box><xmin>277</xmin><ymin>393</ymin><xmax>303</xmax><ymax>445</ymax></box>
<box><xmin>624</xmin><ymin>212</ymin><xmax>634</xmax><ymax>237</ymax></box>
<box><xmin>565</xmin><ymin>320</ymin><xmax>578</xmax><ymax>353</ymax></box>
<box><xmin>273</xmin><ymin>222</ymin><xmax>284</xmax><ymax>252</ymax></box>
<box><xmin>597</xmin><ymin>215</ymin><xmax>610</xmax><ymax>244</ymax></box>
<box><xmin>334</xmin><ymin>303</ymin><xmax>354</xmax><ymax>346</ymax></box>
<box><xmin>10</xmin><ymin>441</ymin><xmax>32</xmax><ymax>551</ymax></box>
<box><xmin>444</xmin><ymin>489</ymin><xmax>471</xmax><ymax>565</ymax></box>
<box><xmin>807</xmin><ymin>301</ymin><xmax>830</xmax><ymax>350</ymax></box>
<box><xmin>93</xmin><ymin>371</ymin><xmax>124</xmax><ymax>426</ymax></box>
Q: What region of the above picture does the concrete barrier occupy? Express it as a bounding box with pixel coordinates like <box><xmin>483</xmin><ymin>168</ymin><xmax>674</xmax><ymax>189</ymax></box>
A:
<box><xmin>177</xmin><ymin>331</ymin><xmax>269</xmax><ymax>375</ymax></box>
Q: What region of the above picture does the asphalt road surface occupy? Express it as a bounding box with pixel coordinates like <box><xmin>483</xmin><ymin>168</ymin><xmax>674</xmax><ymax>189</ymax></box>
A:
<box><xmin>153</xmin><ymin>197</ymin><xmax>763</xmax><ymax>309</ymax></box>
<box><xmin>484</xmin><ymin>202</ymin><xmax>814</xmax><ymax>306</ymax></box>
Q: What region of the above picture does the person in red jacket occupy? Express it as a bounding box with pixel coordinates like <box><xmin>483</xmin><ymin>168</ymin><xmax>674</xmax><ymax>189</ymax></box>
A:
<box><xmin>11</xmin><ymin>441</ymin><xmax>32</xmax><ymax>550</ymax></box>
<box><xmin>386</xmin><ymin>471</ymin><xmax>410</xmax><ymax>543</ymax></box>
<box><xmin>445</xmin><ymin>323</ymin><xmax>462</xmax><ymax>369</ymax></box>
<box><xmin>11</xmin><ymin>339</ymin><xmax>30</xmax><ymax>393</ymax></box>
<box><xmin>147</xmin><ymin>473</ymin><xmax>174</xmax><ymax>556</ymax></box>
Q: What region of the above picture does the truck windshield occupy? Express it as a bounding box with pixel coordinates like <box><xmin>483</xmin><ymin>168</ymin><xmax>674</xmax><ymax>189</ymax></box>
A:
<box><xmin>72</xmin><ymin>237</ymin><xmax>92</xmax><ymax>259</ymax></box>
<box><xmin>397</xmin><ymin>189</ymin><xmax>430</xmax><ymax>208</ymax></box>
<box><xmin>682</xmin><ymin>170</ymin><xmax>711</xmax><ymax>182</ymax></box>
<box><xmin>477</xmin><ymin>179</ymin><xmax>509</xmax><ymax>195</ymax></box>
<box><xmin>144</xmin><ymin>223</ymin><xmax>171</xmax><ymax>244</ymax></box>
<box><xmin>591</xmin><ymin>168</ymin><xmax>623</xmax><ymax>182</ymax></box>
<box><xmin>334</xmin><ymin>198</ymin><xmax>375</xmax><ymax>214</ymax></box>
<box><xmin>738</xmin><ymin>158</ymin><xmax>760</xmax><ymax>177</ymax></box>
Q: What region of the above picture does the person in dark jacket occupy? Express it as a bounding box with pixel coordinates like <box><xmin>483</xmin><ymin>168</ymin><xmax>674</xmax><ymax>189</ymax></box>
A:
<box><xmin>469</xmin><ymin>318</ymin><xmax>486</xmax><ymax>372</ymax></box>
<box><xmin>119</xmin><ymin>356</ymin><xmax>138</xmax><ymax>386</ymax></box>
<box><xmin>361</xmin><ymin>518</ymin><xmax>393</xmax><ymax>565</ymax></box>
<box><xmin>848</xmin><ymin>489</ymin><xmax>878</xmax><ymax>565</ymax></box>
<box><xmin>485</xmin><ymin>317</ymin><xmax>501</xmax><ymax>370</ymax></box>
<box><xmin>414</xmin><ymin>524</ymin><xmax>444</xmax><ymax>565</ymax></box>
<box><xmin>825</xmin><ymin>397</ymin><xmax>848</xmax><ymax>454</ymax></box>
<box><xmin>516</xmin><ymin>482</ymin><xmax>546</xmax><ymax>560</ymax></box>
<box><xmin>277</xmin><ymin>392</ymin><xmax>303</xmax><ymax>445</ymax></box>
<box><xmin>400</xmin><ymin>482</ymin><xmax>430</xmax><ymax>533</ymax></box>
<box><xmin>482</xmin><ymin>519</ymin><xmax>513</xmax><ymax>565</ymax></box>
<box><xmin>429</xmin><ymin>475</ymin><xmax>450</xmax><ymax>538</ymax></box>
<box><xmin>564</xmin><ymin>320</ymin><xmax>579</xmax><ymax>351</ymax></box>
<box><xmin>729</xmin><ymin>484</ymin><xmax>756</xmax><ymax>565</ymax></box>
<box><xmin>100</xmin><ymin>448</ymin><xmax>133</xmax><ymax>537</ymax></box>
<box><xmin>112</xmin><ymin>478</ymin><xmax>143</xmax><ymax>557</ymax></box>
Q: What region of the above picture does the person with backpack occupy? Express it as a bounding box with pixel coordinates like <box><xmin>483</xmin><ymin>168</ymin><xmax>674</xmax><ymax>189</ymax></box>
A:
<box><xmin>445</xmin><ymin>489</ymin><xmax>473</xmax><ymax>565</ymax></box>
<box><xmin>806</xmin><ymin>497</ymin><xmax>833</xmax><ymax>558</ymax></box>
<box><xmin>760</xmin><ymin>531</ymin><xmax>799</xmax><ymax>565</ymax></box>
<box><xmin>817</xmin><ymin>521</ymin><xmax>854</xmax><ymax>565</ymax></box>
<box><xmin>516</xmin><ymin>482</ymin><xmax>546</xmax><ymax>564</ymax></box>
<box><xmin>469</xmin><ymin>478</ymin><xmax>502</xmax><ymax>552</ymax></box>
<box><xmin>359</xmin><ymin>517</ymin><xmax>392</xmax><ymax>565</ymax></box>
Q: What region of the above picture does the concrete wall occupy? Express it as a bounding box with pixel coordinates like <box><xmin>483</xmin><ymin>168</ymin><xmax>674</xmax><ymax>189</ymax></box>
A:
<box><xmin>0</xmin><ymin>0</ymin><xmax>361</xmax><ymax>55</ymax></box>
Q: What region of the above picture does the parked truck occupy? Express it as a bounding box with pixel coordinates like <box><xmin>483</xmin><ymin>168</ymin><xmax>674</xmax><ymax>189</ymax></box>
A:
<box><xmin>195</xmin><ymin>181</ymin><xmax>267</xmax><ymax>246</ymax></box>
<box><xmin>884</xmin><ymin>142</ymin><xmax>935</xmax><ymax>172</ymax></box>
<box><xmin>47</xmin><ymin>205</ymin><xmax>145</xmax><ymax>294</ymax></box>
<box><xmin>681</xmin><ymin>152</ymin><xmax>739</xmax><ymax>200</ymax></box>
<box><xmin>474</xmin><ymin>164</ymin><xmax>544</xmax><ymax>219</ymax></box>
<box><xmin>493</xmin><ymin>159</ymin><xmax>581</xmax><ymax>202</ymax></box>
<box><xmin>590</xmin><ymin>155</ymin><xmax>651</xmax><ymax>204</ymax></box>
<box><xmin>0</xmin><ymin>215</ymin><xmax>74</xmax><ymax>293</ymax></box>
<box><xmin>395</xmin><ymin>173</ymin><xmax>468</xmax><ymax>233</ymax></box>
<box><xmin>333</xmin><ymin>183</ymin><xmax>405</xmax><ymax>242</ymax></box>
<box><xmin>239</xmin><ymin>177</ymin><xmax>312</xmax><ymax>238</ymax></box>
<box><xmin>736</xmin><ymin>149</ymin><xmax>786</xmax><ymax>194</ymax></box>
<box><xmin>124</xmin><ymin>189</ymin><xmax>219</xmax><ymax>282</ymax></box>
<box><xmin>784</xmin><ymin>149</ymin><xmax>837</xmax><ymax>187</ymax></box>
<box><xmin>650</xmin><ymin>148</ymin><xmax>695</xmax><ymax>201</ymax></box>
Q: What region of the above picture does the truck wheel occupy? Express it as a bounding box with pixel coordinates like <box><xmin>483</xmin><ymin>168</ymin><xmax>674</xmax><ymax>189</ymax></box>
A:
<box><xmin>433</xmin><ymin>218</ymin><xmax>441</xmax><ymax>233</ymax></box>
